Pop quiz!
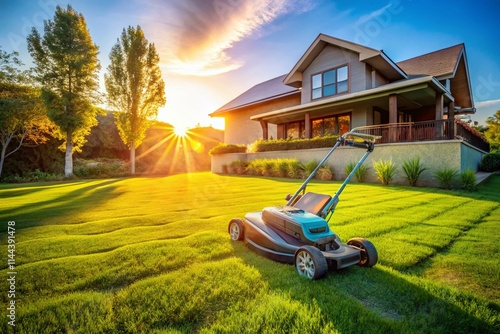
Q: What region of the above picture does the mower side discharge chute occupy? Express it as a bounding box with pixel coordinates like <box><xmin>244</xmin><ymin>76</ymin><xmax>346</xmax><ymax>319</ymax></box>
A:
<box><xmin>228</xmin><ymin>128</ymin><xmax>381</xmax><ymax>280</ymax></box>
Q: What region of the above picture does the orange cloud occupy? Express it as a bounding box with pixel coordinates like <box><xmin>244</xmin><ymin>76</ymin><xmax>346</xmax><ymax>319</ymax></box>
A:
<box><xmin>143</xmin><ymin>0</ymin><xmax>314</xmax><ymax>76</ymax></box>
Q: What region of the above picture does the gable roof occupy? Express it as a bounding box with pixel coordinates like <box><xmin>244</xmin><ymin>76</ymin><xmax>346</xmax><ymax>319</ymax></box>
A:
<box><xmin>210</xmin><ymin>74</ymin><xmax>299</xmax><ymax>115</ymax></box>
<box><xmin>397</xmin><ymin>44</ymin><xmax>464</xmax><ymax>78</ymax></box>
<box><xmin>283</xmin><ymin>33</ymin><xmax>407</xmax><ymax>87</ymax></box>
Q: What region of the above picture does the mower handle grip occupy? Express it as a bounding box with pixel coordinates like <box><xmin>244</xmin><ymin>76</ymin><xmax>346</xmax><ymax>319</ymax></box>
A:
<box><xmin>344</xmin><ymin>139</ymin><xmax>369</xmax><ymax>149</ymax></box>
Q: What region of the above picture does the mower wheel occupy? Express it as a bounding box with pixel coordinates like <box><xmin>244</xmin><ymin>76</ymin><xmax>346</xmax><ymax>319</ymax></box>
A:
<box><xmin>347</xmin><ymin>238</ymin><xmax>378</xmax><ymax>267</ymax></box>
<box><xmin>228</xmin><ymin>219</ymin><xmax>244</xmax><ymax>241</ymax></box>
<box><xmin>294</xmin><ymin>246</ymin><xmax>328</xmax><ymax>280</ymax></box>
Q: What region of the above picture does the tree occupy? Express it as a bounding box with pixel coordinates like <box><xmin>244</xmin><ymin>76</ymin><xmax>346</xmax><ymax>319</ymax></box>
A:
<box><xmin>0</xmin><ymin>48</ymin><xmax>52</xmax><ymax>178</ymax></box>
<box><xmin>485</xmin><ymin>110</ymin><xmax>500</xmax><ymax>152</ymax></box>
<box><xmin>105</xmin><ymin>26</ymin><xmax>166</xmax><ymax>174</ymax></box>
<box><xmin>27</xmin><ymin>5</ymin><xmax>101</xmax><ymax>176</ymax></box>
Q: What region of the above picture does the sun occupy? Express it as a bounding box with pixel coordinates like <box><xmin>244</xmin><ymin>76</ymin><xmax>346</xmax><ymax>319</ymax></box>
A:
<box><xmin>173</xmin><ymin>125</ymin><xmax>187</xmax><ymax>137</ymax></box>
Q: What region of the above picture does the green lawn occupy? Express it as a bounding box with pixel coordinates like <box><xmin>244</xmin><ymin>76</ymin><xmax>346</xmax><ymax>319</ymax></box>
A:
<box><xmin>1</xmin><ymin>172</ymin><xmax>499</xmax><ymax>333</ymax></box>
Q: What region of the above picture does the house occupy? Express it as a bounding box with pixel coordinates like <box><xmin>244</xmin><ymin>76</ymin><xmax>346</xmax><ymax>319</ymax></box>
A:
<box><xmin>209</xmin><ymin>34</ymin><xmax>489</xmax><ymax>184</ymax></box>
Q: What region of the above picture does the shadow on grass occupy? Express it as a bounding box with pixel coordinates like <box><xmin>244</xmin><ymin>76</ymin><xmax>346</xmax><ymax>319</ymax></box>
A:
<box><xmin>0</xmin><ymin>179</ymin><xmax>125</xmax><ymax>232</ymax></box>
<box><xmin>230</xmin><ymin>241</ymin><xmax>499</xmax><ymax>333</ymax></box>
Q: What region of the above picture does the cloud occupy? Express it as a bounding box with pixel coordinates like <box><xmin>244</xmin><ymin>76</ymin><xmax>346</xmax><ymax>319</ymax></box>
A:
<box><xmin>142</xmin><ymin>0</ymin><xmax>315</xmax><ymax>76</ymax></box>
<box><xmin>473</xmin><ymin>99</ymin><xmax>500</xmax><ymax>125</ymax></box>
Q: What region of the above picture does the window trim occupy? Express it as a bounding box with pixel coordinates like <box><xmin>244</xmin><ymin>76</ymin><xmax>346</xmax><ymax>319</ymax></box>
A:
<box><xmin>311</xmin><ymin>64</ymin><xmax>349</xmax><ymax>100</ymax></box>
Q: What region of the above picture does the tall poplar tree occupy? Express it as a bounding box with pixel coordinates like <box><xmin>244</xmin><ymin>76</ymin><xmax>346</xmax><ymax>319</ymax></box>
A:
<box><xmin>105</xmin><ymin>26</ymin><xmax>166</xmax><ymax>174</ymax></box>
<box><xmin>27</xmin><ymin>5</ymin><xmax>101</xmax><ymax>176</ymax></box>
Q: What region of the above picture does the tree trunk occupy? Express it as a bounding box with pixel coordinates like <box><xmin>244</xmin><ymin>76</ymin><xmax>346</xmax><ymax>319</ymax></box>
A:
<box><xmin>130</xmin><ymin>145</ymin><xmax>135</xmax><ymax>175</ymax></box>
<box><xmin>0</xmin><ymin>143</ymin><xmax>6</xmax><ymax>179</ymax></box>
<box><xmin>65</xmin><ymin>131</ymin><xmax>73</xmax><ymax>177</ymax></box>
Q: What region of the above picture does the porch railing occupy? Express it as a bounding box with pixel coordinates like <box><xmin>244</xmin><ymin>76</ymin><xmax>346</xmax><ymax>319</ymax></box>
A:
<box><xmin>354</xmin><ymin>120</ymin><xmax>490</xmax><ymax>152</ymax></box>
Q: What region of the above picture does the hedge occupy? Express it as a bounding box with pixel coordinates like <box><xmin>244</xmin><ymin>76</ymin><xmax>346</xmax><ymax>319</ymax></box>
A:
<box><xmin>209</xmin><ymin>143</ymin><xmax>247</xmax><ymax>155</ymax></box>
<box><xmin>250</xmin><ymin>135</ymin><xmax>339</xmax><ymax>152</ymax></box>
<box><xmin>480</xmin><ymin>152</ymin><xmax>500</xmax><ymax>172</ymax></box>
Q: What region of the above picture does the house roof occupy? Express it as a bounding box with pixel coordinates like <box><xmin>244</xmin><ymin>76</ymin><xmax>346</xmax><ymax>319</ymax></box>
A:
<box><xmin>211</xmin><ymin>37</ymin><xmax>472</xmax><ymax>117</ymax></box>
<box><xmin>397</xmin><ymin>44</ymin><xmax>464</xmax><ymax>78</ymax></box>
<box><xmin>283</xmin><ymin>33</ymin><xmax>407</xmax><ymax>87</ymax></box>
<box><xmin>210</xmin><ymin>74</ymin><xmax>299</xmax><ymax>115</ymax></box>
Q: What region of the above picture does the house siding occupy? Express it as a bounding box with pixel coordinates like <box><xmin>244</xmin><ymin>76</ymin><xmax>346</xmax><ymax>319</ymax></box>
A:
<box><xmin>224</xmin><ymin>93</ymin><xmax>300</xmax><ymax>144</ymax></box>
<box><xmin>302</xmin><ymin>46</ymin><xmax>366</xmax><ymax>104</ymax></box>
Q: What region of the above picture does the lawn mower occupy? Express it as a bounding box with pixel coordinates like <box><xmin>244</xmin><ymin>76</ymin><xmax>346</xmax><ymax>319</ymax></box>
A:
<box><xmin>228</xmin><ymin>129</ymin><xmax>381</xmax><ymax>280</ymax></box>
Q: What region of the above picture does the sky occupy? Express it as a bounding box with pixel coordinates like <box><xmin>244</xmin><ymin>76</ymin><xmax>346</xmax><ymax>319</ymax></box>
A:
<box><xmin>1</xmin><ymin>0</ymin><xmax>499</xmax><ymax>131</ymax></box>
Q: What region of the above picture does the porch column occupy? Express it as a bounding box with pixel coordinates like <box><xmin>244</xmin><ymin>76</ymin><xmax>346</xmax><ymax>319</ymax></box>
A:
<box><xmin>435</xmin><ymin>93</ymin><xmax>444</xmax><ymax>138</ymax></box>
<box><xmin>389</xmin><ymin>94</ymin><xmax>398</xmax><ymax>142</ymax></box>
<box><xmin>259</xmin><ymin>120</ymin><xmax>269</xmax><ymax>140</ymax></box>
<box><xmin>435</xmin><ymin>93</ymin><xmax>444</xmax><ymax>120</ymax></box>
<box><xmin>305</xmin><ymin>113</ymin><xmax>311</xmax><ymax>138</ymax></box>
<box><xmin>448</xmin><ymin>101</ymin><xmax>456</xmax><ymax>138</ymax></box>
<box><xmin>448</xmin><ymin>101</ymin><xmax>455</xmax><ymax>119</ymax></box>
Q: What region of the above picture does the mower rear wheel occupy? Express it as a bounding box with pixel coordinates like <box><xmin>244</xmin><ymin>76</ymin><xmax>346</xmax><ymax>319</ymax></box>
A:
<box><xmin>228</xmin><ymin>219</ymin><xmax>244</xmax><ymax>241</ymax></box>
<box><xmin>294</xmin><ymin>246</ymin><xmax>328</xmax><ymax>280</ymax></box>
<box><xmin>347</xmin><ymin>238</ymin><xmax>378</xmax><ymax>267</ymax></box>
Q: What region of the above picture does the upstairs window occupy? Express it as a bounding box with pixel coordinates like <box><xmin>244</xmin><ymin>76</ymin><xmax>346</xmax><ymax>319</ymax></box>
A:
<box><xmin>311</xmin><ymin>65</ymin><xmax>349</xmax><ymax>100</ymax></box>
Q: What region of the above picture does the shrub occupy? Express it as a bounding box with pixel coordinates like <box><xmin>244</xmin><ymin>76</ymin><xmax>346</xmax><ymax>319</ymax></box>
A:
<box><xmin>302</xmin><ymin>160</ymin><xmax>319</xmax><ymax>178</ymax></box>
<box><xmin>250</xmin><ymin>135</ymin><xmax>339</xmax><ymax>152</ymax></box>
<box><xmin>272</xmin><ymin>158</ymin><xmax>295</xmax><ymax>177</ymax></box>
<box><xmin>344</xmin><ymin>161</ymin><xmax>369</xmax><ymax>182</ymax></box>
<box><xmin>402</xmin><ymin>157</ymin><xmax>427</xmax><ymax>186</ymax></box>
<box><xmin>480</xmin><ymin>152</ymin><xmax>500</xmax><ymax>172</ymax></box>
<box><xmin>287</xmin><ymin>159</ymin><xmax>304</xmax><ymax>179</ymax></box>
<box><xmin>460</xmin><ymin>169</ymin><xmax>477</xmax><ymax>192</ymax></box>
<box><xmin>209</xmin><ymin>143</ymin><xmax>247</xmax><ymax>155</ymax></box>
<box><xmin>228</xmin><ymin>160</ymin><xmax>248</xmax><ymax>174</ymax></box>
<box><xmin>0</xmin><ymin>170</ymin><xmax>62</xmax><ymax>183</ymax></box>
<box><xmin>373</xmin><ymin>159</ymin><xmax>397</xmax><ymax>185</ymax></box>
<box><xmin>247</xmin><ymin>159</ymin><xmax>274</xmax><ymax>176</ymax></box>
<box><xmin>434</xmin><ymin>167</ymin><xmax>458</xmax><ymax>189</ymax></box>
<box><xmin>73</xmin><ymin>159</ymin><xmax>128</xmax><ymax>178</ymax></box>
<box><xmin>317</xmin><ymin>166</ymin><xmax>334</xmax><ymax>181</ymax></box>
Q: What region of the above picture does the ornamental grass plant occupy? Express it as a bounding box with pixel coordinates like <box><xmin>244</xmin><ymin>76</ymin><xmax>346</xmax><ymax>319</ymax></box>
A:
<box><xmin>402</xmin><ymin>157</ymin><xmax>427</xmax><ymax>186</ymax></box>
<box><xmin>373</xmin><ymin>159</ymin><xmax>397</xmax><ymax>185</ymax></box>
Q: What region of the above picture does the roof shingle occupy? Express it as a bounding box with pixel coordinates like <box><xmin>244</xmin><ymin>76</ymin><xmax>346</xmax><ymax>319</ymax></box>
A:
<box><xmin>212</xmin><ymin>74</ymin><xmax>299</xmax><ymax>114</ymax></box>
<box><xmin>396</xmin><ymin>44</ymin><xmax>463</xmax><ymax>78</ymax></box>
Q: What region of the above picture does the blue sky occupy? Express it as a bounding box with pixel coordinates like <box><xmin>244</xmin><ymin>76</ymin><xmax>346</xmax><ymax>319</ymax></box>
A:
<box><xmin>1</xmin><ymin>0</ymin><xmax>499</xmax><ymax>129</ymax></box>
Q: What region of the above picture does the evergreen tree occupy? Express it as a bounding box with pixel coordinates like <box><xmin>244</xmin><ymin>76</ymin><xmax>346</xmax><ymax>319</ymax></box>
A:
<box><xmin>27</xmin><ymin>5</ymin><xmax>101</xmax><ymax>176</ymax></box>
<box><xmin>105</xmin><ymin>26</ymin><xmax>166</xmax><ymax>174</ymax></box>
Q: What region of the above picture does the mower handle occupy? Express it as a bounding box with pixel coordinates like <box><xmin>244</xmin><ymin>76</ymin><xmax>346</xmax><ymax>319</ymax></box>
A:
<box><xmin>343</xmin><ymin>139</ymin><xmax>371</xmax><ymax>150</ymax></box>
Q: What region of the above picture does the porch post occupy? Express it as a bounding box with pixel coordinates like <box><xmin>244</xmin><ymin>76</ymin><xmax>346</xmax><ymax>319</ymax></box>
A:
<box><xmin>305</xmin><ymin>113</ymin><xmax>311</xmax><ymax>138</ymax></box>
<box><xmin>389</xmin><ymin>94</ymin><xmax>398</xmax><ymax>123</ymax></box>
<box><xmin>435</xmin><ymin>93</ymin><xmax>444</xmax><ymax>138</ymax></box>
<box><xmin>389</xmin><ymin>94</ymin><xmax>398</xmax><ymax>142</ymax></box>
<box><xmin>448</xmin><ymin>101</ymin><xmax>455</xmax><ymax>138</ymax></box>
<box><xmin>259</xmin><ymin>120</ymin><xmax>269</xmax><ymax>140</ymax></box>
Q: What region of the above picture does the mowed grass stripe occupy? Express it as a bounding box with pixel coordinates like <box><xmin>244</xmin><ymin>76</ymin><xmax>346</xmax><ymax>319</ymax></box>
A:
<box><xmin>0</xmin><ymin>173</ymin><xmax>498</xmax><ymax>333</ymax></box>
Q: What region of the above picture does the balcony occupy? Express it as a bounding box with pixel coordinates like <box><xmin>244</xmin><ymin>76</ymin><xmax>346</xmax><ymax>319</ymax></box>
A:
<box><xmin>354</xmin><ymin>119</ymin><xmax>490</xmax><ymax>152</ymax></box>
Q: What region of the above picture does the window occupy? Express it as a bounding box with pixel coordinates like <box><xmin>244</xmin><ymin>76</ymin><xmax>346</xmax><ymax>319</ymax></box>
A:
<box><xmin>284</xmin><ymin>121</ymin><xmax>305</xmax><ymax>139</ymax></box>
<box><xmin>311</xmin><ymin>65</ymin><xmax>349</xmax><ymax>100</ymax></box>
<box><xmin>312</xmin><ymin>114</ymin><xmax>351</xmax><ymax>137</ymax></box>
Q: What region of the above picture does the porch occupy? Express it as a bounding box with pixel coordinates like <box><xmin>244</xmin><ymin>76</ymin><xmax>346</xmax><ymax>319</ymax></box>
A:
<box><xmin>354</xmin><ymin>119</ymin><xmax>490</xmax><ymax>153</ymax></box>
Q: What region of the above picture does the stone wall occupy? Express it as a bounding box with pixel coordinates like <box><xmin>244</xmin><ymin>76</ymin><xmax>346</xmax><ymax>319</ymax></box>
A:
<box><xmin>211</xmin><ymin>140</ymin><xmax>486</xmax><ymax>187</ymax></box>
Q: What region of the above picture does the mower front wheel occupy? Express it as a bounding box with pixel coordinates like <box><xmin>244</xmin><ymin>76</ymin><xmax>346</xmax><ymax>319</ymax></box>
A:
<box><xmin>347</xmin><ymin>238</ymin><xmax>378</xmax><ymax>267</ymax></box>
<box><xmin>228</xmin><ymin>219</ymin><xmax>244</xmax><ymax>241</ymax></box>
<box><xmin>294</xmin><ymin>246</ymin><xmax>328</xmax><ymax>280</ymax></box>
